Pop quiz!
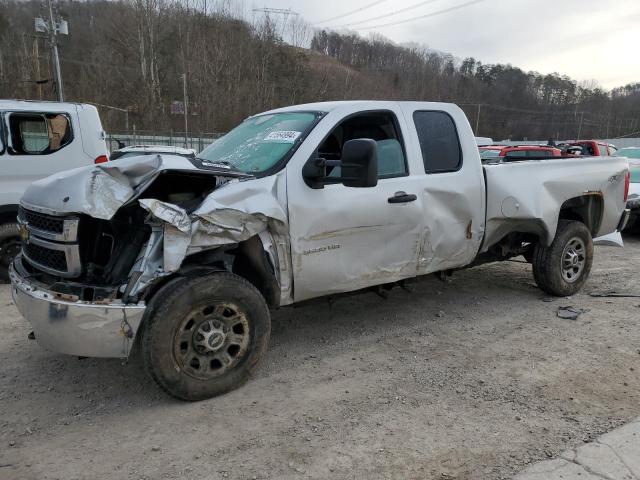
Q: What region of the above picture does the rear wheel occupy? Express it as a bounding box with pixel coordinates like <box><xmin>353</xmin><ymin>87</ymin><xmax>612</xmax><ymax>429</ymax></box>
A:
<box><xmin>532</xmin><ymin>220</ymin><xmax>593</xmax><ymax>296</ymax></box>
<box><xmin>141</xmin><ymin>272</ymin><xmax>270</xmax><ymax>401</ymax></box>
<box><xmin>0</xmin><ymin>223</ymin><xmax>20</xmax><ymax>283</ymax></box>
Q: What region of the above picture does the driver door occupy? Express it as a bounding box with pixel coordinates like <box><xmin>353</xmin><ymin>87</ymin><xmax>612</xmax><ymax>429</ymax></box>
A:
<box><xmin>286</xmin><ymin>107</ymin><xmax>426</xmax><ymax>302</ymax></box>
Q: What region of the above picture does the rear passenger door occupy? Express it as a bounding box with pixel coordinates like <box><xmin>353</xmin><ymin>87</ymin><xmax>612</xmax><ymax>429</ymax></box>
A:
<box><xmin>400</xmin><ymin>105</ymin><xmax>486</xmax><ymax>274</ymax></box>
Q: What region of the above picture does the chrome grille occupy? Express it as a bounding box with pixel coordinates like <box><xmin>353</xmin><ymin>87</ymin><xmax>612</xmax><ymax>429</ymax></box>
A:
<box><xmin>18</xmin><ymin>206</ymin><xmax>79</xmax><ymax>242</ymax></box>
<box><xmin>24</xmin><ymin>242</ymin><xmax>67</xmax><ymax>272</ymax></box>
<box><xmin>19</xmin><ymin>207</ymin><xmax>82</xmax><ymax>278</ymax></box>
<box><xmin>19</xmin><ymin>207</ymin><xmax>64</xmax><ymax>234</ymax></box>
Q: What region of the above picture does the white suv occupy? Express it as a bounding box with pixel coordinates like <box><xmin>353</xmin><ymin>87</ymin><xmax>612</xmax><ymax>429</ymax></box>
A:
<box><xmin>0</xmin><ymin>100</ymin><xmax>108</xmax><ymax>280</ymax></box>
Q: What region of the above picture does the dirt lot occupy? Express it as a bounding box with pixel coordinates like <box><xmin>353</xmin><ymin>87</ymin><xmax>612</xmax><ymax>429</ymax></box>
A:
<box><xmin>1</xmin><ymin>237</ymin><xmax>639</xmax><ymax>480</ymax></box>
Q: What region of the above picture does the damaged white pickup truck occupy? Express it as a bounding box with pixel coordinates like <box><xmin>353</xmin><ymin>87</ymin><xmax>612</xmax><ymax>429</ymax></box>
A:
<box><xmin>10</xmin><ymin>101</ymin><xmax>631</xmax><ymax>400</ymax></box>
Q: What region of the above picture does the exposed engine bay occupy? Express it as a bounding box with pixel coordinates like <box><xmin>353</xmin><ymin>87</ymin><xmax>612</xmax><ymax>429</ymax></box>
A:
<box><xmin>16</xmin><ymin>154</ymin><xmax>286</xmax><ymax>306</ymax></box>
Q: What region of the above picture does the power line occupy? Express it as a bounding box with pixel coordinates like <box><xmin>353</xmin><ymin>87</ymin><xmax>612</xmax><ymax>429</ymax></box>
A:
<box><xmin>313</xmin><ymin>0</ymin><xmax>390</xmax><ymax>25</ymax></box>
<box><xmin>352</xmin><ymin>0</ymin><xmax>489</xmax><ymax>30</ymax></box>
<box><xmin>335</xmin><ymin>0</ymin><xmax>441</xmax><ymax>28</ymax></box>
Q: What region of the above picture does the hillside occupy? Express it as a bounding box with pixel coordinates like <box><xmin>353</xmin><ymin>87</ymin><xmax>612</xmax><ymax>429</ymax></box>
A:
<box><xmin>1</xmin><ymin>0</ymin><xmax>638</xmax><ymax>139</ymax></box>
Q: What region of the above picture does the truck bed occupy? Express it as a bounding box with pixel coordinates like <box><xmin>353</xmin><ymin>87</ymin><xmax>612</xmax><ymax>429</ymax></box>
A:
<box><xmin>481</xmin><ymin>155</ymin><xmax>629</xmax><ymax>252</ymax></box>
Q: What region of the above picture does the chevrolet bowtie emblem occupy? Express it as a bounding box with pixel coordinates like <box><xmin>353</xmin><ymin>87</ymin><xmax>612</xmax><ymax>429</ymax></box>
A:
<box><xmin>19</xmin><ymin>223</ymin><xmax>29</xmax><ymax>243</ymax></box>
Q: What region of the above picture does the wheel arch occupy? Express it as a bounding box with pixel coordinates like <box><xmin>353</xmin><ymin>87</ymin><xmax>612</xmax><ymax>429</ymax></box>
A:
<box><xmin>142</xmin><ymin>234</ymin><xmax>281</xmax><ymax>309</ymax></box>
<box><xmin>558</xmin><ymin>194</ymin><xmax>603</xmax><ymax>238</ymax></box>
<box><xmin>0</xmin><ymin>204</ymin><xmax>19</xmax><ymax>225</ymax></box>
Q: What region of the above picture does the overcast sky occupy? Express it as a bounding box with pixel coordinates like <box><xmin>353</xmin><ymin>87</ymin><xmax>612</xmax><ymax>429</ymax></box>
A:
<box><xmin>251</xmin><ymin>0</ymin><xmax>640</xmax><ymax>89</ymax></box>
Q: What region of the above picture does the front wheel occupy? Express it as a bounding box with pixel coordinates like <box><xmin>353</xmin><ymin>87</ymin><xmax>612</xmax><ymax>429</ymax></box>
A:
<box><xmin>141</xmin><ymin>272</ymin><xmax>271</xmax><ymax>401</ymax></box>
<box><xmin>532</xmin><ymin>220</ymin><xmax>593</xmax><ymax>296</ymax></box>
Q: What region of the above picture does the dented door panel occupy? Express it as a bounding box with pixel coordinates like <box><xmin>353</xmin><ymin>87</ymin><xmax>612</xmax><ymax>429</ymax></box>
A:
<box><xmin>285</xmin><ymin>102</ymin><xmax>425</xmax><ymax>301</ymax></box>
<box><xmin>398</xmin><ymin>103</ymin><xmax>486</xmax><ymax>275</ymax></box>
<box><xmin>287</xmin><ymin>178</ymin><xmax>425</xmax><ymax>301</ymax></box>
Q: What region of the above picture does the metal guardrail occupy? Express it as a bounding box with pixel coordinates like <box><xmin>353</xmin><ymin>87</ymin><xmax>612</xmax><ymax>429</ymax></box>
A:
<box><xmin>106</xmin><ymin>132</ymin><xmax>225</xmax><ymax>153</ymax></box>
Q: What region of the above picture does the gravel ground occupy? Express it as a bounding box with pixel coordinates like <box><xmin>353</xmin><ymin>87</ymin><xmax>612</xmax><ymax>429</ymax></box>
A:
<box><xmin>1</xmin><ymin>236</ymin><xmax>639</xmax><ymax>480</ymax></box>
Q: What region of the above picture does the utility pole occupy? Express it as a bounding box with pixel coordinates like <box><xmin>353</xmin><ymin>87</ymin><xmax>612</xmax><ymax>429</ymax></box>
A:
<box><xmin>35</xmin><ymin>0</ymin><xmax>67</xmax><ymax>102</ymax></box>
<box><xmin>33</xmin><ymin>38</ymin><xmax>42</xmax><ymax>99</ymax></box>
<box><xmin>47</xmin><ymin>0</ymin><xmax>63</xmax><ymax>101</ymax></box>
<box><xmin>252</xmin><ymin>8</ymin><xmax>298</xmax><ymax>37</ymax></box>
<box><xmin>252</xmin><ymin>7</ymin><xmax>298</xmax><ymax>16</ymax></box>
<box><xmin>475</xmin><ymin>104</ymin><xmax>482</xmax><ymax>135</ymax></box>
<box><xmin>182</xmin><ymin>73</ymin><xmax>188</xmax><ymax>148</ymax></box>
<box><xmin>577</xmin><ymin>111</ymin><xmax>584</xmax><ymax>139</ymax></box>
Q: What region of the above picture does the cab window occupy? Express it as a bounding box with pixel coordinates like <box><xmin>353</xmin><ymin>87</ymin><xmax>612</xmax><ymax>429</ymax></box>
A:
<box><xmin>8</xmin><ymin>113</ymin><xmax>72</xmax><ymax>155</ymax></box>
<box><xmin>413</xmin><ymin>111</ymin><xmax>462</xmax><ymax>173</ymax></box>
<box><xmin>577</xmin><ymin>142</ymin><xmax>595</xmax><ymax>155</ymax></box>
<box><xmin>319</xmin><ymin>111</ymin><xmax>408</xmax><ymax>179</ymax></box>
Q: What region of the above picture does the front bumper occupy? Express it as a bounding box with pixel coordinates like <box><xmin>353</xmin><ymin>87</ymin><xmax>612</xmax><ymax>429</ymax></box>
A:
<box><xmin>9</xmin><ymin>262</ymin><xmax>146</xmax><ymax>358</ymax></box>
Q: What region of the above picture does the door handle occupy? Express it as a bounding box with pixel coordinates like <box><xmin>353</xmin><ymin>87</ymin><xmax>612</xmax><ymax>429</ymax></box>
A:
<box><xmin>388</xmin><ymin>191</ymin><xmax>417</xmax><ymax>204</ymax></box>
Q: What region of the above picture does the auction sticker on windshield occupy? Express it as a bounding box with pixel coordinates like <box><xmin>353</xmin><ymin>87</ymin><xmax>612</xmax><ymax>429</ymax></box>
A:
<box><xmin>264</xmin><ymin>131</ymin><xmax>301</xmax><ymax>142</ymax></box>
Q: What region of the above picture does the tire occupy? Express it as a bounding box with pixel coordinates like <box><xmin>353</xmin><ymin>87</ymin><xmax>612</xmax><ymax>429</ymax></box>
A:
<box><xmin>532</xmin><ymin>220</ymin><xmax>593</xmax><ymax>297</ymax></box>
<box><xmin>0</xmin><ymin>222</ymin><xmax>20</xmax><ymax>283</ymax></box>
<box><xmin>141</xmin><ymin>272</ymin><xmax>271</xmax><ymax>401</ymax></box>
<box><xmin>626</xmin><ymin>215</ymin><xmax>640</xmax><ymax>234</ymax></box>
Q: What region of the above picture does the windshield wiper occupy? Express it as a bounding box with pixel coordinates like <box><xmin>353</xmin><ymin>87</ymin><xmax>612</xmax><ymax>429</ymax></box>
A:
<box><xmin>194</xmin><ymin>157</ymin><xmax>254</xmax><ymax>177</ymax></box>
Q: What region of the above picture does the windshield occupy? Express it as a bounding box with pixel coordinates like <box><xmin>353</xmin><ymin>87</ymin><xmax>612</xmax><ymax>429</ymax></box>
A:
<box><xmin>198</xmin><ymin>112</ymin><xmax>319</xmax><ymax>173</ymax></box>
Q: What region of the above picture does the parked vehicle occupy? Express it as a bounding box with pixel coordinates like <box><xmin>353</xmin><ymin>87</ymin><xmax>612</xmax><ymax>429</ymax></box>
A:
<box><xmin>0</xmin><ymin>100</ymin><xmax>108</xmax><ymax>280</ymax></box>
<box><xmin>614</xmin><ymin>148</ymin><xmax>640</xmax><ymax>231</ymax></box>
<box><xmin>479</xmin><ymin>145</ymin><xmax>561</xmax><ymax>162</ymax></box>
<box><xmin>613</xmin><ymin>147</ymin><xmax>640</xmax><ymax>160</ymax></box>
<box><xmin>10</xmin><ymin>101</ymin><xmax>630</xmax><ymax>400</ymax></box>
<box><xmin>110</xmin><ymin>145</ymin><xmax>196</xmax><ymax>161</ymax></box>
<box><xmin>478</xmin><ymin>145</ymin><xmax>505</xmax><ymax>160</ymax></box>
<box><xmin>475</xmin><ymin>137</ymin><xmax>494</xmax><ymax>146</ymax></box>
<box><xmin>560</xmin><ymin>140</ymin><xmax>617</xmax><ymax>156</ymax></box>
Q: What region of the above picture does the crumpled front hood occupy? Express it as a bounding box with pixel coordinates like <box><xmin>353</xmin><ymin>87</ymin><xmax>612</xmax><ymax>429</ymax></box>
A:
<box><xmin>20</xmin><ymin>154</ymin><xmax>242</xmax><ymax>219</ymax></box>
<box><xmin>21</xmin><ymin>152</ymin><xmax>289</xmax><ymax>284</ymax></box>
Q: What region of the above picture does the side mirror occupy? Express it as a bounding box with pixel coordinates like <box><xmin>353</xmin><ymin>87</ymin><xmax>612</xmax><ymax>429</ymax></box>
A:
<box><xmin>340</xmin><ymin>139</ymin><xmax>378</xmax><ymax>188</ymax></box>
<box><xmin>302</xmin><ymin>138</ymin><xmax>378</xmax><ymax>189</ymax></box>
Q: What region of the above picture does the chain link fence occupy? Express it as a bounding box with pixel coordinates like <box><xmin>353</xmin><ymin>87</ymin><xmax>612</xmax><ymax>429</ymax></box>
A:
<box><xmin>106</xmin><ymin>131</ymin><xmax>226</xmax><ymax>153</ymax></box>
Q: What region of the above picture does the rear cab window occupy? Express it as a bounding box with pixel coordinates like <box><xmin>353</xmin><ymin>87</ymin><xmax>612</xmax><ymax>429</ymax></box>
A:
<box><xmin>7</xmin><ymin>112</ymin><xmax>73</xmax><ymax>155</ymax></box>
<box><xmin>504</xmin><ymin>149</ymin><xmax>556</xmax><ymax>160</ymax></box>
<box><xmin>413</xmin><ymin>111</ymin><xmax>462</xmax><ymax>173</ymax></box>
<box><xmin>577</xmin><ymin>142</ymin><xmax>595</xmax><ymax>155</ymax></box>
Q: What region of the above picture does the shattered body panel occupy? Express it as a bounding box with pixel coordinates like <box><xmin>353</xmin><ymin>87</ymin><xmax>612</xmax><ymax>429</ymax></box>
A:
<box><xmin>12</xmin><ymin>155</ymin><xmax>292</xmax><ymax>358</ymax></box>
<box><xmin>20</xmin><ymin>154</ymin><xmax>245</xmax><ymax>218</ymax></box>
<box><xmin>21</xmin><ymin>153</ymin><xmax>284</xmax><ymax>267</ymax></box>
